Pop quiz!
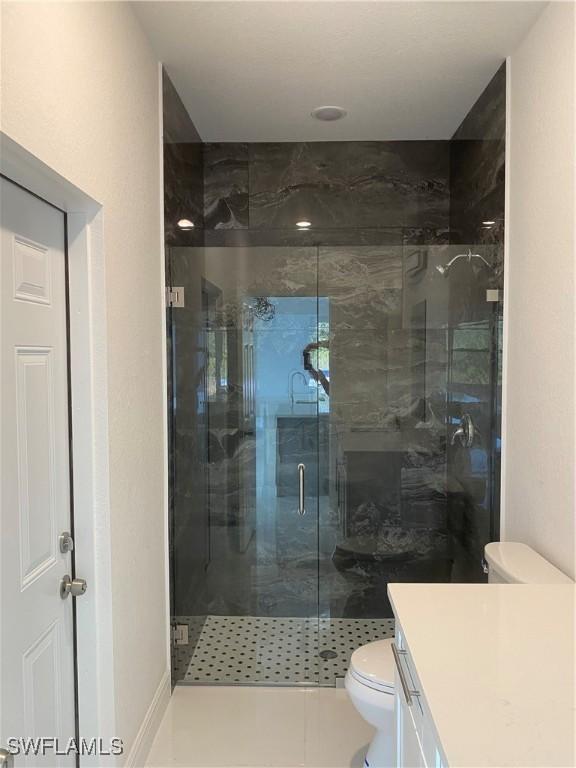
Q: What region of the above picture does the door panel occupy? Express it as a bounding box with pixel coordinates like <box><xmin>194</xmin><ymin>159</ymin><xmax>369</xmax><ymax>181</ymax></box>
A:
<box><xmin>1</xmin><ymin>179</ymin><xmax>76</xmax><ymax>765</ymax></box>
<box><xmin>169</xmin><ymin>246</ymin><xmax>321</xmax><ymax>685</ymax></box>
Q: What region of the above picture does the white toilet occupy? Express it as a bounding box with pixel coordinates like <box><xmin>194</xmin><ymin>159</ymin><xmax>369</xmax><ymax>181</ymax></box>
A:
<box><xmin>345</xmin><ymin>637</ymin><xmax>395</xmax><ymax>768</ymax></box>
<box><xmin>345</xmin><ymin>542</ymin><xmax>573</xmax><ymax>768</ymax></box>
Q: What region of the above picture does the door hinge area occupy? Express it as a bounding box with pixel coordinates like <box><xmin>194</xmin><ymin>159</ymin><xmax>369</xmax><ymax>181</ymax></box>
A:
<box><xmin>172</xmin><ymin>624</ymin><xmax>189</xmax><ymax>646</ymax></box>
<box><xmin>165</xmin><ymin>286</ymin><xmax>185</xmax><ymax>308</ymax></box>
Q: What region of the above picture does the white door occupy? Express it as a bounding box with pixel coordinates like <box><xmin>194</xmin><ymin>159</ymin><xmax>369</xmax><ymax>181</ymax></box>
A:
<box><xmin>1</xmin><ymin>178</ymin><xmax>76</xmax><ymax>766</ymax></box>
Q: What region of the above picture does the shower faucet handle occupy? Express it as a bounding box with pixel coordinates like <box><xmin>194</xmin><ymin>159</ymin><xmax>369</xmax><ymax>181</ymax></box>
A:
<box><xmin>451</xmin><ymin>413</ymin><xmax>475</xmax><ymax>447</ymax></box>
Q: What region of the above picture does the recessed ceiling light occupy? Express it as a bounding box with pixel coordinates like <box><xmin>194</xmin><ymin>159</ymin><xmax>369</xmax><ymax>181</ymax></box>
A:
<box><xmin>482</xmin><ymin>220</ymin><xmax>496</xmax><ymax>226</ymax></box>
<box><xmin>177</xmin><ymin>218</ymin><xmax>194</xmax><ymax>230</ymax></box>
<box><xmin>311</xmin><ymin>106</ymin><xmax>347</xmax><ymax>122</ymax></box>
<box><xmin>296</xmin><ymin>220</ymin><xmax>312</xmax><ymax>229</ymax></box>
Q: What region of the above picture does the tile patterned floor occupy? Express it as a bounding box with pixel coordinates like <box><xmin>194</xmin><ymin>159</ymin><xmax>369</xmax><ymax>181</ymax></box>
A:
<box><xmin>173</xmin><ymin>615</ymin><xmax>395</xmax><ymax>686</ymax></box>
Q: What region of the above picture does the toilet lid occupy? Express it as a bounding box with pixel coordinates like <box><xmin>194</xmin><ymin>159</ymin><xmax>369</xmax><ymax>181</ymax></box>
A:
<box><xmin>349</xmin><ymin>638</ymin><xmax>395</xmax><ymax>691</ymax></box>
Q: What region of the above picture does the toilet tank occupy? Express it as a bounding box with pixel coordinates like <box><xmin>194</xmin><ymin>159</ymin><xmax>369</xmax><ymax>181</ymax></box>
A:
<box><xmin>484</xmin><ymin>542</ymin><xmax>573</xmax><ymax>584</ymax></box>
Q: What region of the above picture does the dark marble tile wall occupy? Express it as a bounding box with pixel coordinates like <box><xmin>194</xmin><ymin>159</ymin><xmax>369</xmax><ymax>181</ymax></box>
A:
<box><xmin>449</xmin><ymin>63</ymin><xmax>506</xmax><ymax>246</ymax></box>
<box><xmin>163</xmin><ymin>70</ymin><xmax>204</xmax><ymax>247</ymax></box>
<box><xmin>204</xmin><ymin>143</ymin><xmax>249</xmax><ymax>229</ymax></box>
<box><xmin>163</xmin><ymin>71</ymin><xmax>209</xmax><ymax>684</ymax></box>
<box><xmin>447</xmin><ymin>62</ymin><xmax>506</xmax><ymax>580</ymax></box>
<box><xmin>203</xmin><ymin>141</ymin><xmax>451</xmax><ymax>239</ymax></box>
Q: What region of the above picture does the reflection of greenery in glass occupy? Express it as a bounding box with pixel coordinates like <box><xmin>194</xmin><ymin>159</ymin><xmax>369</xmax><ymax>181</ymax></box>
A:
<box><xmin>452</xmin><ymin>323</ymin><xmax>490</xmax><ymax>385</ymax></box>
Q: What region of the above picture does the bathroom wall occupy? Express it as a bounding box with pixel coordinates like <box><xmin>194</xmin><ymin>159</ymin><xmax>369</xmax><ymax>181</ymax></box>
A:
<box><xmin>203</xmin><ymin>140</ymin><xmax>450</xmax><ymax>241</ymax></box>
<box><xmin>1</xmin><ymin>2</ymin><xmax>168</xmax><ymax>760</ymax></box>
<box><xmin>446</xmin><ymin>64</ymin><xmax>506</xmax><ymax>580</ymax></box>
<box><xmin>504</xmin><ymin>1</ymin><xmax>575</xmax><ymax>579</ymax></box>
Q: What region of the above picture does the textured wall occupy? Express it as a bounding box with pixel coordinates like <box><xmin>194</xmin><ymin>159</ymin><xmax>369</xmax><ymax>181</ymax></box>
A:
<box><xmin>1</xmin><ymin>2</ymin><xmax>167</xmax><ymax>759</ymax></box>
<box><xmin>504</xmin><ymin>2</ymin><xmax>575</xmax><ymax>578</ymax></box>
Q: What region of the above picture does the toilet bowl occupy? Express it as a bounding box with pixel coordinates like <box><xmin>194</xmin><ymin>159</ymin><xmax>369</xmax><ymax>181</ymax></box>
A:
<box><xmin>345</xmin><ymin>638</ymin><xmax>395</xmax><ymax>768</ymax></box>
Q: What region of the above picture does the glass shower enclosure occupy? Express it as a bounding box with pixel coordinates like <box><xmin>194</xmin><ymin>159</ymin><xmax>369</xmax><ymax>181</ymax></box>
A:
<box><xmin>167</xmin><ymin>237</ymin><xmax>502</xmax><ymax>686</ymax></box>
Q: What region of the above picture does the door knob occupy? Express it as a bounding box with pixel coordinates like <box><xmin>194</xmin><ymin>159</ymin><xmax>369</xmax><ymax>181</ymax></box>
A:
<box><xmin>60</xmin><ymin>574</ymin><xmax>88</xmax><ymax>599</ymax></box>
<box><xmin>0</xmin><ymin>748</ymin><xmax>14</xmax><ymax>767</ymax></box>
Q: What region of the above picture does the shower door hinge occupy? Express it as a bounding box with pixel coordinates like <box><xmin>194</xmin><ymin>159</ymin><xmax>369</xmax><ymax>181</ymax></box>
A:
<box><xmin>165</xmin><ymin>286</ymin><xmax>185</xmax><ymax>308</ymax></box>
<box><xmin>172</xmin><ymin>624</ymin><xmax>189</xmax><ymax>645</ymax></box>
<box><xmin>486</xmin><ymin>289</ymin><xmax>502</xmax><ymax>303</ymax></box>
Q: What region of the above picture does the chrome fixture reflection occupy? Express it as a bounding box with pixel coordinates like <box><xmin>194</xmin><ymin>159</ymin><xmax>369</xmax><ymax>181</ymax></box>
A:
<box><xmin>289</xmin><ymin>369</ymin><xmax>308</xmax><ymax>411</ymax></box>
<box><xmin>451</xmin><ymin>413</ymin><xmax>475</xmax><ymax>447</ymax></box>
<box><xmin>436</xmin><ymin>249</ymin><xmax>495</xmax><ymax>277</ymax></box>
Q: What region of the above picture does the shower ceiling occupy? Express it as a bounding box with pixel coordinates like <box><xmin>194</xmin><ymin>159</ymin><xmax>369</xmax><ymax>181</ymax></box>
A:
<box><xmin>134</xmin><ymin>0</ymin><xmax>544</xmax><ymax>142</ymax></box>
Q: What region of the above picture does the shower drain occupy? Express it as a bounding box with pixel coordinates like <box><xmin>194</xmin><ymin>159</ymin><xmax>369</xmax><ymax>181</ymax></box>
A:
<box><xmin>319</xmin><ymin>649</ymin><xmax>338</xmax><ymax>660</ymax></box>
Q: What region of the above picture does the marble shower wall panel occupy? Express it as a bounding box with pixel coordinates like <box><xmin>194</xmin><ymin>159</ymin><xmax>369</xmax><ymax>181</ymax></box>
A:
<box><xmin>204</xmin><ymin>226</ymin><xmax>406</xmax><ymax>248</ymax></box>
<box><xmin>170</xmin><ymin>248</ymin><xmax>211</xmax><ymax>616</ymax></box>
<box><xmin>163</xmin><ymin>71</ymin><xmax>204</xmax><ymax>246</ymax></box>
<box><xmin>204</xmin><ymin>143</ymin><xmax>249</xmax><ymax>229</ymax></box>
<box><xmin>163</xmin><ymin>69</ymin><xmax>208</xmax><ymax>647</ymax></box>
<box><xmin>202</xmin><ymin>141</ymin><xmax>451</xmax><ymax>237</ymax></box>
<box><xmin>318</xmin><ymin>245</ymin><xmax>403</xmax><ymax>331</ymax></box>
<box><xmin>319</xmin><ymin>246</ymin><xmax>404</xmax><ymax>434</ymax></box>
<box><xmin>249</xmin><ymin>142</ymin><xmax>451</xmax><ymax>230</ymax></box>
<box><xmin>450</xmin><ymin>63</ymin><xmax>506</xmax><ymax>246</ymax></box>
<box><xmin>444</xmin><ymin>246</ymin><xmax>502</xmax><ymax>581</ymax></box>
<box><xmin>201</xmin><ymin>246</ymin><xmax>318</xmax><ymax>329</ymax></box>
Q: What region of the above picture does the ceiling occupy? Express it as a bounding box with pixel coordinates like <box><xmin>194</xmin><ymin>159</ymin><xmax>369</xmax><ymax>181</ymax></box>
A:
<box><xmin>134</xmin><ymin>1</ymin><xmax>546</xmax><ymax>142</ymax></box>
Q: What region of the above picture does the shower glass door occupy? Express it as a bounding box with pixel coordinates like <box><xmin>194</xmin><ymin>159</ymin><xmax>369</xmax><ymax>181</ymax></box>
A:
<box><xmin>168</xmin><ymin>244</ymin><xmax>321</xmax><ymax>685</ymax></box>
<box><xmin>318</xmin><ymin>242</ymin><xmax>502</xmax><ymax>639</ymax></box>
<box><xmin>168</xmin><ymin>238</ymin><xmax>502</xmax><ymax>687</ymax></box>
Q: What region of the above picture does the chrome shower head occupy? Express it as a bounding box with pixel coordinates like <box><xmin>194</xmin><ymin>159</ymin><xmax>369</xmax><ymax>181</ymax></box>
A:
<box><xmin>435</xmin><ymin>250</ymin><xmax>495</xmax><ymax>278</ymax></box>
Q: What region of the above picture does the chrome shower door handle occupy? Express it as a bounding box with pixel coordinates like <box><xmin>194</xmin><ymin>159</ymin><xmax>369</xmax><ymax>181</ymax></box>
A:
<box><xmin>298</xmin><ymin>463</ymin><xmax>306</xmax><ymax>516</ymax></box>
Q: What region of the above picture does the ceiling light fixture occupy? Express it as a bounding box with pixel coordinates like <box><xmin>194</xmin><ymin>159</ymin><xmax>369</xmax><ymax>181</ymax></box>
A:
<box><xmin>482</xmin><ymin>220</ymin><xmax>496</xmax><ymax>226</ymax></box>
<box><xmin>296</xmin><ymin>220</ymin><xmax>312</xmax><ymax>229</ymax></box>
<box><xmin>177</xmin><ymin>218</ymin><xmax>195</xmax><ymax>230</ymax></box>
<box><xmin>311</xmin><ymin>106</ymin><xmax>347</xmax><ymax>122</ymax></box>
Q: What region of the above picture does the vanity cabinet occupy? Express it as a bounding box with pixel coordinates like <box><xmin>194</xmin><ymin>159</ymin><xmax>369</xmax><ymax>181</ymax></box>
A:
<box><xmin>394</xmin><ymin>627</ymin><xmax>446</xmax><ymax>768</ymax></box>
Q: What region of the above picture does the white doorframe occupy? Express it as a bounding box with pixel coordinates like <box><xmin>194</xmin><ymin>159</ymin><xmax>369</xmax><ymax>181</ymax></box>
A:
<box><xmin>1</xmin><ymin>132</ymin><xmax>118</xmax><ymax>765</ymax></box>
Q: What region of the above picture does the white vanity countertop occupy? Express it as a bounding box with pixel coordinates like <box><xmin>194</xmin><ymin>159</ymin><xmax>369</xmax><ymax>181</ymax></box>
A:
<box><xmin>388</xmin><ymin>583</ymin><xmax>575</xmax><ymax>767</ymax></box>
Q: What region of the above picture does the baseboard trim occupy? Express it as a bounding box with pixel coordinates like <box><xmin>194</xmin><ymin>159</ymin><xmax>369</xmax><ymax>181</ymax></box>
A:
<box><xmin>124</xmin><ymin>669</ymin><xmax>171</xmax><ymax>768</ymax></box>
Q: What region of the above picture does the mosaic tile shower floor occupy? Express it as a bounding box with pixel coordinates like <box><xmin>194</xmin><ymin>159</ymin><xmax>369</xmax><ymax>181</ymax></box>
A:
<box><xmin>173</xmin><ymin>615</ymin><xmax>395</xmax><ymax>686</ymax></box>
